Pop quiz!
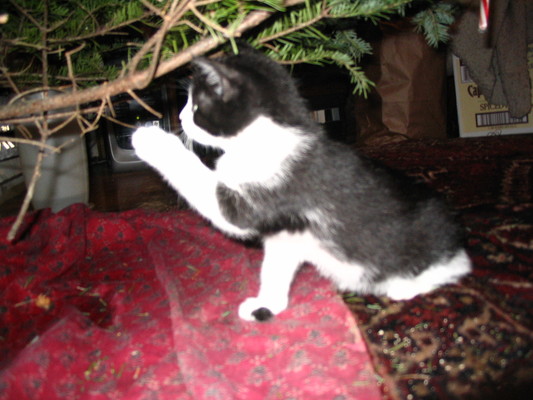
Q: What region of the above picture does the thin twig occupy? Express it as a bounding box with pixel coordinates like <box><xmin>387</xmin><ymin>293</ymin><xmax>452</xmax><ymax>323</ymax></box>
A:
<box><xmin>120</xmin><ymin>22</ymin><xmax>158</xmax><ymax>78</ymax></box>
<box><xmin>1</xmin><ymin>105</ymin><xmax>103</xmax><ymax>126</ymax></box>
<box><xmin>82</xmin><ymin>98</ymin><xmax>107</xmax><ymax>133</ymax></box>
<box><xmin>65</xmin><ymin>42</ymin><xmax>86</xmax><ymax>134</ymax></box>
<box><xmin>7</xmin><ymin>134</ymin><xmax>47</xmax><ymax>241</ymax></box>
<box><xmin>6</xmin><ymin>0</ymin><xmax>53</xmax><ymax>241</ymax></box>
<box><xmin>140</xmin><ymin>0</ymin><xmax>166</xmax><ymax>17</ymax></box>
<box><xmin>74</xmin><ymin>1</ymin><xmax>99</xmax><ymax>30</ymax></box>
<box><xmin>44</xmin><ymin>112</ymin><xmax>77</xmax><ymax>136</ymax></box>
<box><xmin>0</xmin><ymin>136</ymin><xmax>59</xmax><ymax>153</ymax></box>
<box><xmin>127</xmin><ymin>90</ymin><xmax>163</xmax><ymax>119</ymax></box>
<box><xmin>0</xmin><ymin>71</ymin><xmax>109</xmax><ymax>83</ymax></box>
<box><xmin>41</xmin><ymin>0</ymin><xmax>49</xmax><ymax>90</ymax></box>
<box><xmin>120</xmin><ymin>0</ymin><xmax>175</xmax><ymax>77</ymax></box>
<box><xmin>8</xmin><ymin>0</ymin><xmax>44</xmax><ymax>30</ymax></box>
<box><xmin>0</xmin><ymin>67</ymin><xmax>21</xmax><ymax>95</ymax></box>
<box><xmin>0</xmin><ymin>39</ymin><xmax>46</xmax><ymax>51</ymax></box>
<box><xmin>175</xmin><ymin>19</ymin><xmax>205</xmax><ymax>34</ymax></box>
<box><xmin>189</xmin><ymin>3</ymin><xmax>232</xmax><ymax>38</ymax></box>
<box><xmin>73</xmin><ymin>98</ymin><xmax>106</xmax><ymax>137</ymax></box>
<box><xmin>123</xmin><ymin>0</ymin><xmax>191</xmax><ymax>85</ymax></box>
<box><xmin>103</xmin><ymin>114</ymin><xmax>136</xmax><ymax>129</ymax></box>
<box><xmin>65</xmin><ymin>42</ymin><xmax>86</xmax><ymax>87</ymax></box>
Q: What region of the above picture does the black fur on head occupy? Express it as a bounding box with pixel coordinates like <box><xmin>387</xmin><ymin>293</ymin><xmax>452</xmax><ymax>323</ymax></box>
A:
<box><xmin>190</xmin><ymin>48</ymin><xmax>316</xmax><ymax>137</ymax></box>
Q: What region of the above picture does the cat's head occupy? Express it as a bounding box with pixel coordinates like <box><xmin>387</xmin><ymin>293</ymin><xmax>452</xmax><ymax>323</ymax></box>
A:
<box><xmin>179</xmin><ymin>49</ymin><xmax>316</xmax><ymax>149</ymax></box>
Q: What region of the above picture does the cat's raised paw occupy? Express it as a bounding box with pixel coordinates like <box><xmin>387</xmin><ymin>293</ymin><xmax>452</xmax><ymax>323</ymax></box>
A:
<box><xmin>132</xmin><ymin>126</ymin><xmax>184</xmax><ymax>164</ymax></box>
<box><xmin>132</xmin><ymin>126</ymin><xmax>164</xmax><ymax>147</ymax></box>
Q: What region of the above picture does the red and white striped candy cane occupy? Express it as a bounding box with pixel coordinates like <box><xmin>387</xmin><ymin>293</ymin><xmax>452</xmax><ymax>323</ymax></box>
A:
<box><xmin>479</xmin><ymin>0</ymin><xmax>490</xmax><ymax>32</ymax></box>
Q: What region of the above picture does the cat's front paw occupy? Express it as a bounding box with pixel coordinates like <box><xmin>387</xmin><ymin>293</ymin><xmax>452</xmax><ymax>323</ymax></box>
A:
<box><xmin>238</xmin><ymin>296</ymin><xmax>288</xmax><ymax>322</ymax></box>
<box><xmin>132</xmin><ymin>126</ymin><xmax>184</xmax><ymax>164</ymax></box>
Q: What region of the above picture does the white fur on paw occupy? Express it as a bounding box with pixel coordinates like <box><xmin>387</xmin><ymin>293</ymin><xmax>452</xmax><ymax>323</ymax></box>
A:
<box><xmin>132</xmin><ymin>126</ymin><xmax>183</xmax><ymax>163</ymax></box>
<box><xmin>378</xmin><ymin>276</ymin><xmax>427</xmax><ymax>301</ymax></box>
<box><xmin>382</xmin><ymin>252</ymin><xmax>471</xmax><ymax>301</ymax></box>
<box><xmin>386</xmin><ymin>284</ymin><xmax>424</xmax><ymax>301</ymax></box>
<box><xmin>238</xmin><ymin>296</ymin><xmax>288</xmax><ymax>321</ymax></box>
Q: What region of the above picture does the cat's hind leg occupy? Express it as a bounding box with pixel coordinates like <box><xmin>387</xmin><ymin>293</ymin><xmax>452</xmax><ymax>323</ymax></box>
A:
<box><xmin>239</xmin><ymin>231</ymin><xmax>304</xmax><ymax>321</ymax></box>
<box><xmin>376</xmin><ymin>250</ymin><xmax>472</xmax><ymax>300</ymax></box>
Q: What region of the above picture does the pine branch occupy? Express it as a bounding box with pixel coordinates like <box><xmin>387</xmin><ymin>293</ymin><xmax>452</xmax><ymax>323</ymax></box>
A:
<box><xmin>328</xmin><ymin>0</ymin><xmax>412</xmax><ymax>21</ymax></box>
<box><xmin>47</xmin><ymin>11</ymin><xmax>154</xmax><ymax>44</ymax></box>
<box><xmin>0</xmin><ymin>0</ymin><xmax>460</xmax><ymax>240</ymax></box>
<box><xmin>412</xmin><ymin>2</ymin><xmax>457</xmax><ymax>47</ymax></box>
<box><xmin>0</xmin><ymin>6</ymin><xmax>275</xmax><ymax>121</ymax></box>
<box><xmin>258</xmin><ymin>0</ymin><xmax>329</xmax><ymax>44</ymax></box>
<box><xmin>0</xmin><ymin>0</ymin><xmax>456</xmax><ymax>118</ymax></box>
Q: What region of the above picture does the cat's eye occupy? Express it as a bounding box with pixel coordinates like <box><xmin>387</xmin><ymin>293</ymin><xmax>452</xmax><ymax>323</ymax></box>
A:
<box><xmin>192</xmin><ymin>103</ymin><xmax>199</xmax><ymax>112</ymax></box>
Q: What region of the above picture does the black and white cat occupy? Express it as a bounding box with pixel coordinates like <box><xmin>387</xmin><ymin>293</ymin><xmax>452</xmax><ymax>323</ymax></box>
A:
<box><xmin>132</xmin><ymin>49</ymin><xmax>471</xmax><ymax>322</ymax></box>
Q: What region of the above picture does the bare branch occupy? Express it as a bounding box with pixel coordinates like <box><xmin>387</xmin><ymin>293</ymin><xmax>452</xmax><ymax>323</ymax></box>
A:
<box><xmin>65</xmin><ymin>42</ymin><xmax>86</xmax><ymax>133</ymax></box>
<box><xmin>189</xmin><ymin>3</ymin><xmax>232</xmax><ymax>38</ymax></box>
<box><xmin>103</xmin><ymin>114</ymin><xmax>136</xmax><ymax>129</ymax></box>
<box><xmin>0</xmin><ymin>8</ymin><xmax>274</xmax><ymax>121</ymax></box>
<box><xmin>0</xmin><ymin>39</ymin><xmax>46</xmax><ymax>51</ymax></box>
<box><xmin>0</xmin><ymin>67</ymin><xmax>21</xmax><ymax>95</ymax></box>
<box><xmin>140</xmin><ymin>0</ymin><xmax>166</xmax><ymax>18</ymax></box>
<box><xmin>7</xmin><ymin>134</ymin><xmax>47</xmax><ymax>242</ymax></box>
<box><xmin>127</xmin><ymin>89</ymin><xmax>163</xmax><ymax>119</ymax></box>
<box><xmin>0</xmin><ymin>136</ymin><xmax>59</xmax><ymax>153</ymax></box>
<box><xmin>65</xmin><ymin>42</ymin><xmax>86</xmax><ymax>88</ymax></box>
<box><xmin>41</xmin><ymin>0</ymin><xmax>49</xmax><ymax>90</ymax></box>
<box><xmin>123</xmin><ymin>0</ymin><xmax>192</xmax><ymax>88</ymax></box>
<box><xmin>1</xmin><ymin>105</ymin><xmax>104</xmax><ymax>126</ymax></box>
<box><xmin>8</xmin><ymin>0</ymin><xmax>44</xmax><ymax>30</ymax></box>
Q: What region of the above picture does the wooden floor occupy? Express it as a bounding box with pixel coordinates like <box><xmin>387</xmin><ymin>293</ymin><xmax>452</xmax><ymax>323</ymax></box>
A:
<box><xmin>0</xmin><ymin>162</ymin><xmax>184</xmax><ymax>219</ymax></box>
<box><xmin>88</xmin><ymin>163</ymin><xmax>183</xmax><ymax>213</ymax></box>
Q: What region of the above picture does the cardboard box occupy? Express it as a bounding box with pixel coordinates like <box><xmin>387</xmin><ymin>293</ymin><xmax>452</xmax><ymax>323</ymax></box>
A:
<box><xmin>452</xmin><ymin>48</ymin><xmax>533</xmax><ymax>138</ymax></box>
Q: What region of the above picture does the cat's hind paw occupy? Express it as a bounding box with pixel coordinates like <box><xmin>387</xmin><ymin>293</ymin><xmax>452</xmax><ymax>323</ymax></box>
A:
<box><xmin>238</xmin><ymin>297</ymin><xmax>288</xmax><ymax>322</ymax></box>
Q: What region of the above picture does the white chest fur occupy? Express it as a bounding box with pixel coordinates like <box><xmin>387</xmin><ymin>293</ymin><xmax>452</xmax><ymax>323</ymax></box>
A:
<box><xmin>179</xmin><ymin>96</ymin><xmax>309</xmax><ymax>191</ymax></box>
<box><xmin>215</xmin><ymin>116</ymin><xmax>308</xmax><ymax>190</ymax></box>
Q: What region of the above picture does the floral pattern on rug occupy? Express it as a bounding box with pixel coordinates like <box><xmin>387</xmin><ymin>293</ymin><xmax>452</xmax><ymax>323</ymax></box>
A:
<box><xmin>346</xmin><ymin>136</ymin><xmax>533</xmax><ymax>399</ymax></box>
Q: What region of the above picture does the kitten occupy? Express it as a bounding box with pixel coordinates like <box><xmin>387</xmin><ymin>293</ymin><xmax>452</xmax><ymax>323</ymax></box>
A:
<box><xmin>132</xmin><ymin>49</ymin><xmax>471</xmax><ymax>322</ymax></box>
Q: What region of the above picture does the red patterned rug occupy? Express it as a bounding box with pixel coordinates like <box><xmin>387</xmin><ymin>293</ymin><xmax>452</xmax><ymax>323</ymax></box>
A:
<box><xmin>0</xmin><ymin>206</ymin><xmax>380</xmax><ymax>399</ymax></box>
<box><xmin>346</xmin><ymin>135</ymin><xmax>533</xmax><ymax>399</ymax></box>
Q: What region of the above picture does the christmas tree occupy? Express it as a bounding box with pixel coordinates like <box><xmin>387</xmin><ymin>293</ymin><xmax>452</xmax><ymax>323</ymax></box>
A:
<box><xmin>0</xmin><ymin>0</ymin><xmax>457</xmax><ymax>117</ymax></box>
<box><xmin>0</xmin><ymin>0</ymin><xmax>458</xmax><ymax>237</ymax></box>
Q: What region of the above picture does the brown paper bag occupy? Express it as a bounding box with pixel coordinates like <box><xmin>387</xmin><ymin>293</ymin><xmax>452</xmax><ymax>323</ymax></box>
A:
<box><xmin>354</xmin><ymin>23</ymin><xmax>447</xmax><ymax>146</ymax></box>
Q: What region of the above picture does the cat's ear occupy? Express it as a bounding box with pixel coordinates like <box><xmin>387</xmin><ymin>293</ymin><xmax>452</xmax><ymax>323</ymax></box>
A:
<box><xmin>192</xmin><ymin>58</ymin><xmax>235</xmax><ymax>101</ymax></box>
